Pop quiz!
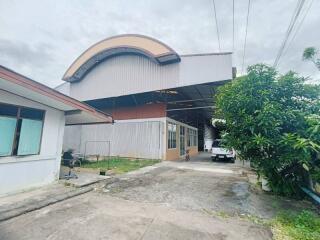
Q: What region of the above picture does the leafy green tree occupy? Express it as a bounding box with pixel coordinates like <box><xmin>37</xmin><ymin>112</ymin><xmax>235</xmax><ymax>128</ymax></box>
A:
<box><xmin>215</xmin><ymin>64</ymin><xmax>320</xmax><ymax>196</ymax></box>
<box><xmin>303</xmin><ymin>47</ymin><xmax>320</xmax><ymax>71</ymax></box>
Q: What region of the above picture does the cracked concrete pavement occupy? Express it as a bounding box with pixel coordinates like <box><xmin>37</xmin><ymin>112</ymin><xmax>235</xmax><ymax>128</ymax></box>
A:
<box><xmin>1</xmin><ymin>156</ymin><xmax>312</xmax><ymax>240</ymax></box>
<box><xmin>0</xmin><ymin>192</ymin><xmax>272</xmax><ymax>240</ymax></box>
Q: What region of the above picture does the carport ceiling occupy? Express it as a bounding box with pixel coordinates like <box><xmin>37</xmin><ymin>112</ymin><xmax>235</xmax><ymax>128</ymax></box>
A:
<box><xmin>86</xmin><ymin>80</ymin><xmax>229</xmax><ymax>124</ymax></box>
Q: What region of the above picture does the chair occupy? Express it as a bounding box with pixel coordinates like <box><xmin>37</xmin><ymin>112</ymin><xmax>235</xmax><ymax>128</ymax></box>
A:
<box><xmin>62</xmin><ymin>151</ymin><xmax>81</xmax><ymax>180</ymax></box>
<box><xmin>185</xmin><ymin>149</ymin><xmax>190</xmax><ymax>161</ymax></box>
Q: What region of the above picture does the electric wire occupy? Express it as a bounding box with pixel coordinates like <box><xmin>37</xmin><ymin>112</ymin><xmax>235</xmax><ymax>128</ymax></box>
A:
<box><xmin>273</xmin><ymin>0</ymin><xmax>306</xmax><ymax>68</ymax></box>
<box><xmin>232</xmin><ymin>0</ymin><xmax>235</xmax><ymax>53</ymax></box>
<box><xmin>283</xmin><ymin>0</ymin><xmax>314</xmax><ymax>57</ymax></box>
<box><xmin>241</xmin><ymin>0</ymin><xmax>251</xmax><ymax>74</ymax></box>
<box><xmin>212</xmin><ymin>0</ymin><xmax>221</xmax><ymax>52</ymax></box>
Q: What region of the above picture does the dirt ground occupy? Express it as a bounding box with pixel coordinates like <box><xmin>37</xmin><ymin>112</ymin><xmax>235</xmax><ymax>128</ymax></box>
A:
<box><xmin>0</xmin><ymin>156</ymin><xmax>314</xmax><ymax>240</ymax></box>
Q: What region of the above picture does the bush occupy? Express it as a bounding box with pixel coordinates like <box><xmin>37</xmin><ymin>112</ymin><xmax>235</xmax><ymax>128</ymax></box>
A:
<box><xmin>215</xmin><ymin>64</ymin><xmax>320</xmax><ymax>196</ymax></box>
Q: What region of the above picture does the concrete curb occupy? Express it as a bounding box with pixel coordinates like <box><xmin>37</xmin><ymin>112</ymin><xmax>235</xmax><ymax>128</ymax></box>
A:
<box><xmin>0</xmin><ymin>186</ymin><xmax>93</xmax><ymax>222</ymax></box>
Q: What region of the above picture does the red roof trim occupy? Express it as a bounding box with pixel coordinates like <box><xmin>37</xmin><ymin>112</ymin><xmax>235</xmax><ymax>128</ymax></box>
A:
<box><xmin>0</xmin><ymin>65</ymin><xmax>112</xmax><ymax>123</ymax></box>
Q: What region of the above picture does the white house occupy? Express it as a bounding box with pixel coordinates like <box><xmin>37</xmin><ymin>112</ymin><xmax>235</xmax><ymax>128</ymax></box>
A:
<box><xmin>0</xmin><ymin>65</ymin><xmax>113</xmax><ymax>196</ymax></box>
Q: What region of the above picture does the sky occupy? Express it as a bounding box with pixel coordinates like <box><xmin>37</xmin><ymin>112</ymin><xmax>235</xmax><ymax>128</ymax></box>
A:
<box><xmin>0</xmin><ymin>0</ymin><xmax>319</xmax><ymax>87</ymax></box>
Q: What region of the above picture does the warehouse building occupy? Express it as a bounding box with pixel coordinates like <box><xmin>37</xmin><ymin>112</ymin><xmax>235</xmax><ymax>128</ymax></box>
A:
<box><xmin>57</xmin><ymin>34</ymin><xmax>233</xmax><ymax>160</ymax></box>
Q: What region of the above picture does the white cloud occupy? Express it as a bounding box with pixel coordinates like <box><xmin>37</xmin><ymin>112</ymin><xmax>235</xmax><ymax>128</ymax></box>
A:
<box><xmin>0</xmin><ymin>0</ymin><xmax>319</xmax><ymax>87</ymax></box>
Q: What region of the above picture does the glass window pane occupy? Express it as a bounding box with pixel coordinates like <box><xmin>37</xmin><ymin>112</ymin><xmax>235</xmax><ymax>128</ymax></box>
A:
<box><xmin>0</xmin><ymin>103</ymin><xmax>18</xmax><ymax>117</ymax></box>
<box><xmin>20</xmin><ymin>108</ymin><xmax>44</xmax><ymax>120</ymax></box>
<box><xmin>0</xmin><ymin>117</ymin><xmax>17</xmax><ymax>156</ymax></box>
<box><xmin>17</xmin><ymin>119</ymin><xmax>43</xmax><ymax>155</ymax></box>
<box><xmin>167</xmin><ymin>123</ymin><xmax>177</xmax><ymax>149</ymax></box>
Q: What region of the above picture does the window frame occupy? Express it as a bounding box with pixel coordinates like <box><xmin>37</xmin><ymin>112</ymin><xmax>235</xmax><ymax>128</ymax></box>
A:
<box><xmin>167</xmin><ymin>122</ymin><xmax>177</xmax><ymax>149</ymax></box>
<box><xmin>0</xmin><ymin>102</ymin><xmax>45</xmax><ymax>157</ymax></box>
<box><xmin>187</xmin><ymin>128</ymin><xmax>198</xmax><ymax>147</ymax></box>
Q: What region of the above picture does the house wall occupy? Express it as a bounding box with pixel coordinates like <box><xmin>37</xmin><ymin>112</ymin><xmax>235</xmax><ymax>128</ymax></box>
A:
<box><xmin>0</xmin><ymin>90</ymin><xmax>65</xmax><ymax>196</ymax></box>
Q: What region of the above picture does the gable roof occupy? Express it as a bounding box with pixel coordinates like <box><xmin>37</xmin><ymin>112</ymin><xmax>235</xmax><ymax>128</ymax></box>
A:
<box><xmin>0</xmin><ymin>65</ymin><xmax>113</xmax><ymax>125</ymax></box>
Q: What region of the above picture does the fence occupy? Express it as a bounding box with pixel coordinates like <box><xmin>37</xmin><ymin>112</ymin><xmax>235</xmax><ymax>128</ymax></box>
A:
<box><xmin>84</xmin><ymin>140</ymin><xmax>110</xmax><ymax>160</ymax></box>
<box><xmin>63</xmin><ymin>121</ymin><xmax>164</xmax><ymax>159</ymax></box>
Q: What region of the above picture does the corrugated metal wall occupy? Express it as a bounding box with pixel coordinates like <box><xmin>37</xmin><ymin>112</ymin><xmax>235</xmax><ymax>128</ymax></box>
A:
<box><xmin>63</xmin><ymin>121</ymin><xmax>164</xmax><ymax>159</ymax></box>
<box><xmin>70</xmin><ymin>55</ymin><xmax>179</xmax><ymax>101</ymax></box>
<box><xmin>204</xmin><ymin>124</ymin><xmax>215</xmax><ymax>151</ymax></box>
<box><xmin>69</xmin><ymin>54</ymin><xmax>232</xmax><ymax>101</ymax></box>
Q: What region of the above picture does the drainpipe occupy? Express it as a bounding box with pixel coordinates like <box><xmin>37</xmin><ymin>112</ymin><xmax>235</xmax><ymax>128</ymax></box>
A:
<box><xmin>301</xmin><ymin>187</ymin><xmax>320</xmax><ymax>205</ymax></box>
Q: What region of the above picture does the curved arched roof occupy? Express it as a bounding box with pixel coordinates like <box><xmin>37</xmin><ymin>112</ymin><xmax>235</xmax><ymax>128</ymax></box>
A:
<box><xmin>63</xmin><ymin>34</ymin><xmax>181</xmax><ymax>82</ymax></box>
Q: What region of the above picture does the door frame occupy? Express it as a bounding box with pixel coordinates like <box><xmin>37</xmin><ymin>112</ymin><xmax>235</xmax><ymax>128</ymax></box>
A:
<box><xmin>179</xmin><ymin>125</ymin><xmax>186</xmax><ymax>156</ymax></box>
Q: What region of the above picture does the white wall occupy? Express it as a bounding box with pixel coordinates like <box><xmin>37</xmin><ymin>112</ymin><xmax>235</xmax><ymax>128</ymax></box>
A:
<box><xmin>55</xmin><ymin>82</ymin><xmax>70</xmax><ymax>95</ymax></box>
<box><xmin>63</xmin><ymin>117</ymin><xmax>197</xmax><ymax>160</ymax></box>
<box><xmin>68</xmin><ymin>54</ymin><xmax>232</xmax><ymax>101</ymax></box>
<box><xmin>179</xmin><ymin>54</ymin><xmax>232</xmax><ymax>87</ymax></box>
<box><xmin>204</xmin><ymin>124</ymin><xmax>215</xmax><ymax>151</ymax></box>
<box><xmin>63</xmin><ymin>119</ymin><xmax>165</xmax><ymax>159</ymax></box>
<box><xmin>0</xmin><ymin>90</ymin><xmax>65</xmax><ymax>196</ymax></box>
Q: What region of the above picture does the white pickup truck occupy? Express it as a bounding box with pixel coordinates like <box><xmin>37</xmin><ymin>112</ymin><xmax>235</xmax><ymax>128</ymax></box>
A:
<box><xmin>211</xmin><ymin>139</ymin><xmax>235</xmax><ymax>163</ymax></box>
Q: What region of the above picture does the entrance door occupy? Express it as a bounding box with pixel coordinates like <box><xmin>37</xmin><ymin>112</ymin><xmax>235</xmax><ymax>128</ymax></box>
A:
<box><xmin>180</xmin><ymin>126</ymin><xmax>185</xmax><ymax>156</ymax></box>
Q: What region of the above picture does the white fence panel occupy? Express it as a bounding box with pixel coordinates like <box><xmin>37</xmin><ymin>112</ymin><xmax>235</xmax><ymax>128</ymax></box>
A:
<box><xmin>63</xmin><ymin>121</ymin><xmax>164</xmax><ymax>159</ymax></box>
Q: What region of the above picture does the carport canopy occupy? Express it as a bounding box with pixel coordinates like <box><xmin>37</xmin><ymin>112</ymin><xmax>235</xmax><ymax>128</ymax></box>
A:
<box><xmin>86</xmin><ymin>80</ymin><xmax>229</xmax><ymax>127</ymax></box>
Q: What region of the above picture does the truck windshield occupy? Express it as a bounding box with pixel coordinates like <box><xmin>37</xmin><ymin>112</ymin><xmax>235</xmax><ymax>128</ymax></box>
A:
<box><xmin>212</xmin><ymin>140</ymin><xmax>221</xmax><ymax>147</ymax></box>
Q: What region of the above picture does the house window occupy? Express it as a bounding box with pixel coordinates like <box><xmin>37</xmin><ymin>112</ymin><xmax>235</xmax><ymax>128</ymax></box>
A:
<box><xmin>167</xmin><ymin>122</ymin><xmax>177</xmax><ymax>149</ymax></box>
<box><xmin>187</xmin><ymin>128</ymin><xmax>197</xmax><ymax>147</ymax></box>
<box><xmin>0</xmin><ymin>103</ymin><xmax>45</xmax><ymax>157</ymax></box>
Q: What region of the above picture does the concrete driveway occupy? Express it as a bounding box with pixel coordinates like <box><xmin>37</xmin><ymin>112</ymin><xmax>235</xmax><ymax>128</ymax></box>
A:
<box><xmin>2</xmin><ymin>154</ymin><xmax>309</xmax><ymax>240</ymax></box>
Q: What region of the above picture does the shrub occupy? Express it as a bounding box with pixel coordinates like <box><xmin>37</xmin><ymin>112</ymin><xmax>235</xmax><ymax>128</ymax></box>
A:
<box><xmin>215</xmin><ymin>64</ymin><xmax>320</xmax><ymax>196</ymax></box>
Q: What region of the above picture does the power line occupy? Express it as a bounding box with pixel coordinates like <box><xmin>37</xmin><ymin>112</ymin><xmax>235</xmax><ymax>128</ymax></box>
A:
<box><xmin>241</xmin><ymin>0</ymin><xmax>251</xmax><ymax>74</ymax></box>
<box><xmin>212</xmin><ymin>0</ymin><xmax>221</xmax><ymax>52</ymax></box>
<box><xmin>273</xmin><ymin>0</ymin><xmax>306</xmax><ymax>68</ymax></box>
<box><xmin>232</xmin><ymin>0</ymin><xmax>235</xmax><ymax>53</ymax></box>
<box><xmin>283</xmin><ymin>0</ymin><xmax>314</xmax><ymax>57</ymax></box>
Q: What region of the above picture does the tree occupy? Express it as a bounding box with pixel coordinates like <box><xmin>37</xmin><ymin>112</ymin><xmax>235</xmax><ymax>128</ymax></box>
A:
<box><xmin>303</xmin><ymin>47</ymin><xmax>320</xmax><ymax>71</ymax></box>
<box><xmin>215</xmin><ymin>64</ymin><xmax>320</xmax><ymax>196</ymax></box>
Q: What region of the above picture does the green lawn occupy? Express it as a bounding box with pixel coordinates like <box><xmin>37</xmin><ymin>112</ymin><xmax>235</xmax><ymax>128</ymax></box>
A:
<box><xmin>271</xmin><ymin>210</ymin><xmax>320</xmax><ymax>240</ymax></box>
<box><xmin>81</xmin><ymin>157</ymin><xmax>160</xmax><ymax>174</ymax></box>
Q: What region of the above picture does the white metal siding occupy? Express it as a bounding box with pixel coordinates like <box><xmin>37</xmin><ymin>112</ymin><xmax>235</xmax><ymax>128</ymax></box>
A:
<box><xmin>70</xmin><ymin>55</ymin><xmax>179</xmax><ymax>101</ymax></box>
<box><xmin>63</xmin><ymin>121</ymin><xmax>164</xmax><ymax>159</ymax></box>
<box><xmin>204</xmin><ymin>124</ymin><xmax>215</xmax><ymax>151</ymax></box>
<box><xmin>179</xmin><ymin>54</ymin><xmax>232</xmax><ymax>87</ymax></box>
<box><xmin>69</xmin><ymin>54</ymin><xmax>232</xmax><ymax>101</ymax></box>
<box><xmin>55</xmin><ymin>82</ymin><xmax>70</xmax><ymax>95</ymax></box>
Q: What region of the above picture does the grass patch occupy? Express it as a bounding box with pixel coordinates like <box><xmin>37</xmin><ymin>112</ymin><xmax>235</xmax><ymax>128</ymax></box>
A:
<box><xmin>210</xmin><ymin>209</ymin><xmax>320</xmax><ymax>240</ymax></box>
<box><xmin>271</xmin><ymin>210</ymin><xmax>320</xmax><ymax>240</ymax></box>
<box><xmin>81</xmin><ymin>157</ymin><xmax>160</xmax><ymax>174</ymax></box>
<box><xmin>239</xmin><ymin>214</ymin><xmax>267</xmax><ymax>226</ymax></box>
